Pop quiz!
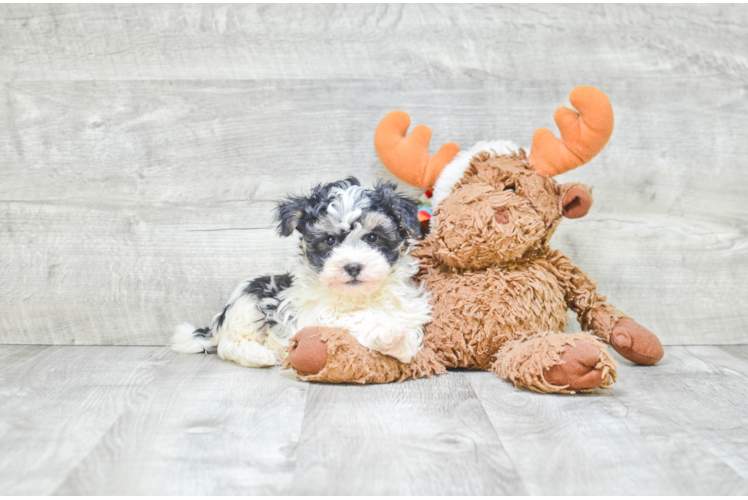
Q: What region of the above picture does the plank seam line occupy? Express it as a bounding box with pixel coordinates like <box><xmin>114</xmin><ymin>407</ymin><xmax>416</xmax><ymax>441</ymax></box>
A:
<box><xmin>49</xmin><ymin>348</ymin><xmax>175</xmax><ymax>495</ymax></box>
<box><xmin>278</xmin><ymin>372</ymin><xmax>312</xmax><ymax>494</ymax></box>
<box><xmin>462</xmin><ymin>373</ymin><xmax>530</xmax><ymax>495</ymax></box>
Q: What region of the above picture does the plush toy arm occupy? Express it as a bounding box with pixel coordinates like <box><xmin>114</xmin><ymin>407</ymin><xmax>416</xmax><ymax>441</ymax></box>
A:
<box><xmin>284</xmin><ymin>327</ymin><xmax>446</xmax><ymax>384</ymax></box>
<box><xmin>547</xmin><ymin>250</ymin><xmax>628</xmax><ymax>342</ymax></box>
<box><xmin>547</xmin><ymin>250</ymin><xmax>665</xmax><ymax>365</ymax></box>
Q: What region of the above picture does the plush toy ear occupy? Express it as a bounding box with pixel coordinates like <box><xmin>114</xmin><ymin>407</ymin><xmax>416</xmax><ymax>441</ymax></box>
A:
<box><xmin>370</xmin><ymin>181</ymin><xmax>423</xmax><ymax>240</ymax></box>
<box><xmin>275</xmin><ymin>195</ymin><xmax>309</xmax><ymax>237</ymax></box>
<box><xmin>559</xmin><ymin>183</ymin><xmax>593</xmax><ymax>219</ymax></box>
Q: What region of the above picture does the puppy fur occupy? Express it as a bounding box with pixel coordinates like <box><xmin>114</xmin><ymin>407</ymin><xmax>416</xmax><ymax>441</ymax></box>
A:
<box><xmin>170</xmin><ymin>178</ymin><xmax>431</xmax><ymax>367</ymax></box>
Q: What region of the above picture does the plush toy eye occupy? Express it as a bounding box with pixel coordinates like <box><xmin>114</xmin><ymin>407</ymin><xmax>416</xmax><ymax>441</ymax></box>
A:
<box><xmin>504</xmin><ymin>185</ymin><xmax>515</xmax><ymax>192</ymax></box>
<box><xmin>366</xmin><ymin>233</ymin><xmax>378</xmax><ymax>243</ymax></box>
<box><xmin>326</xmin><ymin>236</ymin><xmax>337</xmax><ymax>246</ymax></box>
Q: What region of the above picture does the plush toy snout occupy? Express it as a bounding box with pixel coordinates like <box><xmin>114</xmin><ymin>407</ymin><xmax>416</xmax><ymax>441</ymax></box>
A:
<box><xmin>494</xmin><ymin>206</ymin><xmax>511</xmax><ymax>224</ymax></box>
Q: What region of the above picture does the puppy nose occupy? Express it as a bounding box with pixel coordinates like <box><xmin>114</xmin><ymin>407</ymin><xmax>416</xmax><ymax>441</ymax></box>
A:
<box><xmin>494</xmin><ymin>207</ymin><xmax>510</xmax><ymax>224</ymax></box>
<box><xmin>344</xmin><ymin>263</ymin><xmax>363</xmax><ymax>278</ymax></box>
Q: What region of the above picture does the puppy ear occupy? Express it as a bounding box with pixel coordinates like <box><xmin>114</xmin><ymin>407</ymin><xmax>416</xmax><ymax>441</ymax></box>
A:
<box><xmin>275</xmin><ymin>195</ymin><xmax>309</xmax><ymax>237</ymax></box>
<box><xmin>559</xmin><ymin>183</ymin><xmax>593</xmax><ymax>219</ymax></box>
<box><xmin>343</xmin><ymin>176</ymin><xmax>361</xmax><ymax>187</ymax></box>
<box><xmin>370</xmin><ymin>181</ymin><xmax>423</xmax><ymax>240</ymax></box>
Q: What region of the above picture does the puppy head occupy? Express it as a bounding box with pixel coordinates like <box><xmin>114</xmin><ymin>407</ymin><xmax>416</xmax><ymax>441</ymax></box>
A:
<box><xmin>275</xmin><ymin>177</ymin><xmax>421</xmax><ymax>296</ymax></box>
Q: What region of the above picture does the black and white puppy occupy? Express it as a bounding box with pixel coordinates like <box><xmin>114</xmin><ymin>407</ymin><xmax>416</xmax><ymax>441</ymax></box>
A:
<box><xmin>170</xmin><ymin>177</ymin><xmax>431</xmax><ymax>367</ymax></box>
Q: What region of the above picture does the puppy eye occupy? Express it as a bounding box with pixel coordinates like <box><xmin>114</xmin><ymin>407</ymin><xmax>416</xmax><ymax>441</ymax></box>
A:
<box><xmin>366</xmin><ymin>233</ymin><xmax>378</xmax><ymax>243</ymax></box>
<box><xmin>326</xmin><ymin>236</ymin><xmax>336</xmax><ymax>246</ymax></box>
<box><xmin>504</xmin><ymin>185</ymin><xmax>515</xmax><ymax>192</ymax></box>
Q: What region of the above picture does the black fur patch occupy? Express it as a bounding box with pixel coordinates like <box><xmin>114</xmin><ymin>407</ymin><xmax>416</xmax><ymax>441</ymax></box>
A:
<box><xmin>368</xmin><ymin>181</ymin><xmax>423</xmax><ymax>241</ymax></box>
<box><xmin>274</xmin><ymin>177</ymin><xmax>361</xmax><ymax>237</ymax></box>
<box><xmin>195</xmin><ymin>327</ymin><xmax>212</xmax><ymax>338</ymax></box>
<box><xmin>362</xmin><ymin>222</ymin><xmax>405</xmax><ymax>265</ymax></box>
<box><xmin>210</xmin><ymin>273</ymin><xmax>293</xmax><ymax>334</ymax></box>
<box><xmin>243</xmin><ymin>273</ymin><xmax>293</xmax><ymax>300</ymax></box>
<box><xmin>213</xmin><ymin>305</ymin><xmax>230</xmax><ymax>331</ymax></box>
<box><xmin>304</xmin><ymin>232</ymin><xmax>337</xmax><ymax>271</ymax></box>
<box><xmin>243</xmin><ymin>273</ymin><xmax>293</xmax><ymax>327</ymax></box>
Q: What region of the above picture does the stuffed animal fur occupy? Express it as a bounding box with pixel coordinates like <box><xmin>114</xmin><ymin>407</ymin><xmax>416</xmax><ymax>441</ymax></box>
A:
<box><xmin>284</xmin><ymin>86</ymin><xmax>664</xmax><ymax>393</ymax></box>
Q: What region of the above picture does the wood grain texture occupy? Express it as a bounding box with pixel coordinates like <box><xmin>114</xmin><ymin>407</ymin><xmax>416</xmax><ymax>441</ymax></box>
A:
<box><xmin>1</xmin><ymin>5</ymin><xmax>746</xmax><ymax>82</ymax></box>
<box><xmin>54</xmin><ymin>351</ymin><xmax>308</xmax><ymax>495</ymax></box>
<box><xmin>289</xmin><ymin>373</ymin><xmax>526</xmax><ymax>495</ymax></box>
<box><xmin>0</xmin><ymin>345</ymin><xmax>170</xmax><ymax>495</ymax></box>
<box><xmin>1</xmin><ymin>4</ymin><xmax>747</xmax><ymax>345</ymax></box>
<box><xmin>468</xmin><ymin>346</ymin><xmax>748</xmax><ymax>495</ymax></box>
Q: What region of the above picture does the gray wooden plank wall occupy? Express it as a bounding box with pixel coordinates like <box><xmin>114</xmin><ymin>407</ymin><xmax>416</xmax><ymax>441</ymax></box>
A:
<box><xmin>1</xmin><ymin>4</ymin><xmax>747</xmax><ymax>345</ymax></box>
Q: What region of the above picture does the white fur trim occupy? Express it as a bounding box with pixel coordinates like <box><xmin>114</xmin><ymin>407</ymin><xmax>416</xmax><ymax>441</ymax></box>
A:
<box><xmin>430</xmin><ymin>140</ymin><xmax>525</xmax><ymax>210</ymax></box>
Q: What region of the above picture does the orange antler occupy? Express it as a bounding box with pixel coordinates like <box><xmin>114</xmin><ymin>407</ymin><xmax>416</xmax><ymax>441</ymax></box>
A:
<box><xmin>374</xmin><ymin>111</ymin><xmax>461</xmax><ymax>189</ymax></box>
<box><xmin>529</xmin><ymin>86</ymin><xmax>614</xmax><ymax>177</ymax></box>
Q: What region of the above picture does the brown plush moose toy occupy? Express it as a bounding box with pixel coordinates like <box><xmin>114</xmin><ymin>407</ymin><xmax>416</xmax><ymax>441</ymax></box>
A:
<box><xmin>285</xmin><ymin>86</ymin><xmax>664</xmax><ymax>393</ymax></box>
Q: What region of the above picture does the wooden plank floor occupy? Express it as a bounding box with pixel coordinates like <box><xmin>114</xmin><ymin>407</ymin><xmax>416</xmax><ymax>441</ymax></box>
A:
<box><xmin>1</xmin><ymin>345</ymin><xmax>747</xmax><ymax>495</ymax></box>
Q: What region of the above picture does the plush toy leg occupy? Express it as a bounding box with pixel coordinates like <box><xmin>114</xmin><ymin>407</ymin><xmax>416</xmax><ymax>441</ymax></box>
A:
<box><xmin>492</xmin><ymin>332</ymin><xmax>617</xmax><ymax>394</ymax></box>
<box><xmin>283</xmin><ymin>327</ymin><xmax>446</xmax><ymax>384</ymax></box>
<box><xmin>610</xmin><ymin>319</ymin><xmax>664</xmax><ymax>365</ymax></box>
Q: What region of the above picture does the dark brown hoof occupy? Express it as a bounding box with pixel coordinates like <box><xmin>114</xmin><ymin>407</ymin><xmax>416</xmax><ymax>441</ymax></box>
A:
<box><xmin>287</xmin><ymin>327</ymin><xmax>328</xmax><ymax>375</ymax></box>
<box><xmin>544</xmin><ymin>340</ymin><xmax>605</xmax><ymax>390</ymax></box>
<box><xmin>610</xmin><ymin>319</ymin><xmax>664</xmax><ymax>365</ymax></box>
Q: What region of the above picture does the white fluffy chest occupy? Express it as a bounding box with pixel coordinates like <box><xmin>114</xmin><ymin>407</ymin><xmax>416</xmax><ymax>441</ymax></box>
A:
<box><xmin>267</xmin><ymin>260</ymin><xmax>432</xmax><ymax>363</ymax></box>
<box><xmin>279</xmin><ymin>286</ymin><xmax>429</xmax><ymax>332</ymax></box>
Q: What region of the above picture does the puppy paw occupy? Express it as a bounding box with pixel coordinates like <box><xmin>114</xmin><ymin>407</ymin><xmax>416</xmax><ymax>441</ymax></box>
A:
<box><xmin>543</xmin><ymin>340</ymin><xmax>608</xmax><ymax>391</ymax></box>
<box><xmin>366</xmin><ymin>326</ymin><xmax>419</xmax><ymax>363</ymax></box>
<box><xmin>374</xmin><ymin>327</ymin><xmax>407</xmax><ymax>349</ymax></box>
<box><xmin>610</xmin><ymin>319</ymin><xmax>664</xmax><ymax>365</ymax></box>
